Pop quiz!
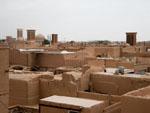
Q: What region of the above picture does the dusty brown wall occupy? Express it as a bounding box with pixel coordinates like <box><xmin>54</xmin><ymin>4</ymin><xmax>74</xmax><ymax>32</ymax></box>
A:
<box><xmin>77</xmin><ymin>91</ymin><xmax>109</xmax><ymax>105</ymax></box>
<box><xmin>122</xmin><ymin>96</ymin><xmax>150</xmax><ymax>113</ymax></box>
<box><xmin>64</xmin><ymin>59</ymin><xmax>86</xmax><ymax>67</ymax></box>
<box><xmin>9</xmin><ymin>49</ymin><xmax>28</xmax><ymax>66</ymax></box>
<box><xmin>88</xmin><ymin>59</ymin><xmax>105</xmax><ymax>67</ymax></box>
<box><xmin>39</xmin><ymin>97</ymin><xmax>105</xmax><ymax>113</ymax></box>
<box><xmin>40</xmin><ymin>77</ymin><xmax>78</xmax><ymax>98</ymax></box>
<box><xmin>9</xmin><ymin>72</ymin><xmax>53</xmax><ymax>106</ymax></box>
<box><xmin>77</xmin><ymin>92</ymin><xmax>121</xmax><ymax>113</ymax></box>
<box><xmin>137</xmin><ymin>57</ymin><xmax>150</xmax><ymax>65</ymax></box>
<box><xmin>63</xmin><ymin>52</ymin><xmax>87</xmax><ymax>67</ymax></box>
<box><xmin>9</xmin><ymin>71</ymin><xmax>53</xmax><ymax>106</ymax></box>
<box><xmin>40</xmin><ymin>106</ymin><xmax>68</xmax><ymax>113</ymax></box>
<box><xmin>35</xmin><ymin>53</ymin><xmax>65</xmax><ymax>68</ymax></box>
<box><xmin>117</xmin><ymin>61</ymin><xmax>134</xmax><ymax>69</ymax></box>
<box><xmin>121</xmin><ymin>86</ymin><xmax>150</xmax><ymax>113</ymax></box>
<box><xmin>9</xmin><ymin>49</ymin><xmax>40</xmax><ymax>67</ymax></box>
<box><xmin>0</xmin><ymin>94</ymin><xmax>9</xmax><ymax>113</ymax></box>
<box><xmin>36</xmin><ymin>53</ymin><xmax>86</xmax><ymax>68</ymax></box>
<box><xmin>105</xmin><ymin>60</ymin><xmax>118</xmax><ymax>68</ymax></box>
<box><xmin>103</xmin><ymin>102</ymin><xmax>121</xmax><ymax>113</ymax></box>
<box><xmin>9</xmin><ymin>77</ymin><xmax>39</xmax><ymax>106</ymax></box>
<box><xmin>0</xmin><ymin>49</ymin><xmax>9</xmax><ymax>93</ymax></box>
<box><xmin>14</xmin><ymin>41</ymin><xmax>25</xmax><ymax>49</ymax></box>
<box><xmin>95</xmin><ymin>47</ymin><xmax>121</xmax><ymax>58</ymax></box>
<box><xmin>0</xmin><ymin>48</ymin><xmax>9</xmax><ymax>113</ymax></box>
<box><xmin>105</xmin><ymin>59</ymin><xmax>134</xmax><ymax>69</ymax></box>
<box><xmin>91</xmin><ymin>73</ymin><xmax>150</xmax><ymax>95</ymax></box>
<box><xmin>10</xmin><ymin>49</ymin><xmax>87</xmax><ymax>68</ymax></box>
<box><xmin>121</xmin><ymin>46</ymin><xmax>136</xmax><ymax>54</ymax></box>
<box><xmin>77</xmin><ymin>91</ymin><xmax>121</xmax><ymax>105</ymax></box>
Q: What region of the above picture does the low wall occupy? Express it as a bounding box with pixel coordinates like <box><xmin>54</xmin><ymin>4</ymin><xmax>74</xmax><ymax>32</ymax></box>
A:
<box><xmin>91</xmin><ymin>72</ymin><xmax>150</xmax><ymax>95</ymax></box>
<box><xmin>121</xmin><ymin>85</ymin><xmax>150</xmax><ymax>113</ymax></box>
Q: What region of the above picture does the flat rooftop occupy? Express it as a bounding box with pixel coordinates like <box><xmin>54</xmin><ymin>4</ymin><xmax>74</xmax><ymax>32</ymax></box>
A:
<box><xmin>105</xmin><ymin>68</ymin><xmax>134</xmax><ymax>74</ymax></box>
<box><xmin>19</xmin><ymin>49</ymin><xmax>75</xmax><ymax>54</ymax></box>
<box><xmin>92</xmin><ymin>71</ymin><xmax>150</xmax><ymax>79</ymax></box>
<box><xmin>40</xmin><ymin>95</ymin><xmax>104</xmax><ymax>110</ymax></box>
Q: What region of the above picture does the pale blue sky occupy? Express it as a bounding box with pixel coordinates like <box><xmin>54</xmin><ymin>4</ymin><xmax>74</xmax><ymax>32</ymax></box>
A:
<box><xmin>0</xmin><ymin>0</ymin><xmax>150</xmax><ymax>41</ymax></box>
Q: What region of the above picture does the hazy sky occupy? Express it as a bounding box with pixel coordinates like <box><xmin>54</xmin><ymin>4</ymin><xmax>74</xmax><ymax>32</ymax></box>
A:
<box><xmin>0</xmin><ymin>0</ymin><xmax>150</xmax><ymax>41</ymax></box>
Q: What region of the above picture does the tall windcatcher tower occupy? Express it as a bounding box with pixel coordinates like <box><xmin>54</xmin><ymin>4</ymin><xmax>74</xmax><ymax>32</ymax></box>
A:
<box><xmin>27</xmin><ymin>29</ymin><xmax>36</xmax><ymax>41</ymax></box>
<box><xmin>17</xmin><ymin>29</ymin><xmax>23</xmax><ymax>40</ymax></box>
<box><xmin>51</xmin><ymin>34</ymin><xmax>58</xmax><ymax>45</ymax></box>
<box><xmin>126</xmin><ymin>32</ymin><xmax>137</xmax><ymax>46</ymax></box>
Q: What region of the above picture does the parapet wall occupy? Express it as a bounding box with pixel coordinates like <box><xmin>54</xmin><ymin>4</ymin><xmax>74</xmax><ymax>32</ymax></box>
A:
<box><xmin>9</xmin><ymin>71</ymin><xmax>53</xmax><ymax>106</ymax></box>
<box><xmin>91</xmin><ymin>72</ymin><xmax>150</xmax><ymax>95</ymax></box>
<box><xmin>0</xmin><ymin>48</ymin><xmax>9</xmax><ymax>113</ymax></box>
<box><xmin>9</xmin><ymin>49</ymin><xmax>28</xmax><ymax>66</ymax></box>
<box><xmin>105</xmin><ymin>59</ymin><xmax>134</xmax><ymax>69</ymax></box>
<box><xmin>9</xmin><ymin>49</ymin><xmax>86</xmax><ymax>68</ymax></box>
<box><xmin>121</xmin><ymin>85</ymin><xmax>150</xmax><ymax>113</ymax></box>
<box><xmin>95</xmin><ymin>47</ymin><xmax>121</xmax><ymax>58</ymax></box>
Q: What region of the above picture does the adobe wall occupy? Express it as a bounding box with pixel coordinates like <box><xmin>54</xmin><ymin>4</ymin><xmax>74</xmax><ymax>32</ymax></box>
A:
<box><xmin>64</xmin><ymin>51</ymin><xmax>87</xmax><ymax>67</ymax></box>
<box><xmin>117</xmin><ymin>61</ymin><xmax>134</xmax><ymax>69</ymax></box>
<box><xmin>40</xmin><ymin>102</ymin><xmax>103</xmax><ymax>113</ymax></box>
<box><xmin>121</xmin><ymin>46</ymin><xmax>150</xmax><ymax>57</ymax></box>
<box><xmin>9</xmin><ymin>49</ymin><xmax>66</xmax><ymax>68</ymax></box>
<box><xmin>121</xmin><ymin>86</ymin><xmax>150</xmax><ymax>113</ymax></box>
<box><xmin>36</xmin><ymin>52</ymin><xmax>87</xmax><ymax>68</ymax></box>
<box><xmin>39</xmin><ymin>72</ymin><xmax>80</xmax><ymax>98</ymax></box>
<box><xmin>40</xmin><ymin>91</ymin><xmax>121</xmax><ymax>113</ymax></box>
<box><xmin>0</xmin><ymin>94</ymin><xmax>9</xmax><ymax>113</ymax></box>
<box><xmin>9</xmin><ymin>71</ymin><xmax>53</xmax><ymax>106</ymax></box>
<box><xmin>39</xmin><ymin>95</ymin><xmax>107</xmax><ymax>113</ymax></box>
<box><xmin>88</xmin><ymin>59</ymin><xmax>105</xmax><ymax>68</ymax></box>
<box><xmin>121</xmin><ymin>46</ymin><xmax>136</xmax><ymax>54</ymax></box>
<box><xmin>77</xmin><ymin>91</ymin><xmax>121</xmax><ymax>105</ymax></box>
<box><xmin>40</xmin><ymin>106</ymin><xmax>68</xmax><ymax>113</ymax></box>
<box><xmin>14</xmin><ymin>41</ymin><xmax>25</xmax><ymax>49</ymax></box>
<box><xmin>103</xmin><ymin>102</ymin><xmax>121</xmax><ymax>113</ymax></box>
<box><xmin>0</xmin><ymin>48</ymin><xmax>9</xmax><ymax>113</ymax></box>
<box><xmin>64</xmin><ymin>59</ymin><xmax>85</xmax><ymax>67</ymax></box>
<box><xmin>105</xmin><ymin>59</ymin><xmax>134</xmax><ymax>69</ymax></box>
<box><xmin>77</xmin><ymin>91</ymin><xmax>109</xmax><ymax>107</ymax></box>
<box><xmin>35</xmin><ymin>53</ymin><xmax>66</xmax><ymax>68</ymax></box>
<box><xmin>137</xmin><ymin>57</ymin><xmax>150</xmax><ymax>65</ymax></box>
<box><xmin>10</xmin><ymin>50</ymin><xmax>87</xmax><ymax>69</ymax></box>
<box><xmin>9</xmin><ymin>49</ymin><xmax>28</xmax><ymax>66</ymax></box>
<box><xmin>40</xmin><ymin>78</ymin><xmax>78</xmax><ymax>98</ymax></box>
<box><xmin>54</xmin><ymin>67</ymin><xmax>81</xmax><ymax>75</ymax></box>
<box><xmin>90</xmin><ymin>72</ymin><xmax>150</xmax><ymax>95</ymax></box>
<box><xmin>80</xmin><ymin>66</ymin><xmax>104</xmax><ymax>91</ymax></box>
<box><xmin>95</xmin><ymin>47</ymin><xmax>121</xmax><ymax>58</ymax></box>
<box><xmin>105</xmin><ymin>59</ymin><xmax>118</xmax><ymax>68</ymax></box>
<box><xmin>134</xmin><ymin>64</ymin><xmax>149</xmax><ymax>72</ymax></box>
<box><xmin>121</xmin><ymin>46</ymin><xmax>136</xmax><ymax>57</ymax></box>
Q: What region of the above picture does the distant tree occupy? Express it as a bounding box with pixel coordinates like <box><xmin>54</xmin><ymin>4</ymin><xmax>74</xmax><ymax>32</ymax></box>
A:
<box><xmin>43</xmin><ymin>39</ymin><xmax>50</xmax><ymax>45</ymax></box>
<box><xmin>70</xmin><ymin>40</ymin><xmax>75</xmax><ymax>46</ymax></box>
<box><xmin>0</xmin><ymin>39</ymin><xmax>5</xmax><ymax>43</ymax></box>
<box><xmin>70</xmin><ymin>40</ymin><xmax>75</xmax><ymax>43</ymax></box>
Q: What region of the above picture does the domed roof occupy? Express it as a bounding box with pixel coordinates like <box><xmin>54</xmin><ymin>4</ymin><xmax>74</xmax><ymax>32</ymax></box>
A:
<box><xmin>35</xmin><ymin>34</ymin><xmax>45</xmax><ymax>41</ymax></box>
